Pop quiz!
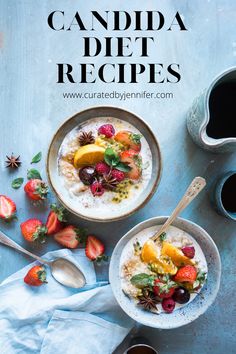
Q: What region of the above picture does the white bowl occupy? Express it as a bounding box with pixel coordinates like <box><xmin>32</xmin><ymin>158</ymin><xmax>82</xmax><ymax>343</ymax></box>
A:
<box><xmin>109</xmin><ymin>216</ymin><xmax>221</xmax><ymax>329</ymax></box>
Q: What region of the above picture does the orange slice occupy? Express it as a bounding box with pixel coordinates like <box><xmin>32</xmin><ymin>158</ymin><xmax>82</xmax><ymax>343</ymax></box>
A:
<box><xmin>161</xmin><ymin>241</ymin><xmax>195</xmax><ymax>267</ymax></box>
<box><xmin>74</xmin><ymin>144</ymin><xmax>105</xmax><ymax>168</ymax></box>
<box><xmin>141</xmin><ymin>239</ymin><xmax>159</xmax><ymax>263</ymax></box>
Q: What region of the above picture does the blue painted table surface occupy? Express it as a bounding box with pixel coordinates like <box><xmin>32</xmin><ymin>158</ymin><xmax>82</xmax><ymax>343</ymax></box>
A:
<box><xmin>0</xmin><ymin>0</ymin><xmax>236</xmax><ymax>353</ymax></box>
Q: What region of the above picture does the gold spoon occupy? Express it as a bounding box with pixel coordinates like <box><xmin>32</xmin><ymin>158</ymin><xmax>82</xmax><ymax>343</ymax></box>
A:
<box><xmin>0</xmin><ymin>231</ymin><xmax>86</xmax><ymax>288</ymax></box>
<box><xmin>141</xmin><ymin>176</ymin><xmax>206</xmax><ymax>262</ymax></box>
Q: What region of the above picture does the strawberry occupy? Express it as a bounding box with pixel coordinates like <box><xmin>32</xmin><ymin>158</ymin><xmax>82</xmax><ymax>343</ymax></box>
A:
<box><xmin>24</xmin><ymin>265</ymin><xmax>47</xmax><ymax>286</ymax></box>
<box><xmin>24</xmin><ymin>179</ymin><xmax>48</xmax><ymax>201</ymax></box>
<box><xmin>85</xmin><ymin>235</ymin><xmax>108</xmax><ymax>262</ymax></box>
<box><xmin>54</xmin><ymin>225</ymin><xmax>85</xmax><ymax>249</ymax></box>
<box><xmin>20</xmin><ymin>218</ymin><xmax>47</xmax><ymax>243</ymax></box>
<box><xmin>153</xmin><ymin>278</ymin><xmax>176</xmax><ymax>299</ymax></box>
<box><xmin>46</xmin><ymin>204</ymin><xmax>66</xmax><ymax>235</ymax></box>
<box><xmin>173</xmin><ymin>265</ymin><xmax>197</xmax><ymax>284</ymax></box>
<box><xmin>115</xmin><ymin>131</ymin><xmax>141</xmax><ymax>152</ymax></box>
<box><xmin>120</xmin><ymin>150</ymin><xmax>142</xmax><ymax>180</ymax></box>
<box><xmin>0</xmin><ymin>195</ymin><xmax>16</xmax><ymax>221</ymax></box>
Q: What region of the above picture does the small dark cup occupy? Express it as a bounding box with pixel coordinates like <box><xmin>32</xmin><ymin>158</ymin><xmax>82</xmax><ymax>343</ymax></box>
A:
<box><xmin>212</xmin><ymin>170</ymin><xmax>236</xmax><ymax>221</ymax></box>
<box><xmin>123</xmin><ymin>337</ymin><xmax>158</xmax><ymax>354</ymax></box>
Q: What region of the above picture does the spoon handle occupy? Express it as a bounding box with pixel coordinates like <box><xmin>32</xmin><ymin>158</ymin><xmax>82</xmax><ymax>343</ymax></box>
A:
<box><xmin>151</xmin><ymin>176</ymin><xmax>206</xmax><ymax>242</ymax></box>
<box><xmin>0</xmin><ymin>230</ymin><xmax>50</xmax><ymax>265</ymax></box>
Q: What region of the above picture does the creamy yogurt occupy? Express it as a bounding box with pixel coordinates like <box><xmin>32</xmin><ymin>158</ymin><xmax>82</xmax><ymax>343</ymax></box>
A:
<box><xmin>57</xmin><ymin>117</ymin><xmax>152</xmax><ymax>219</ymax></box>
<box><xmin>120</xmin><ymin>225</ymin><xmax>208</xmax><ymax>314</ymax></box>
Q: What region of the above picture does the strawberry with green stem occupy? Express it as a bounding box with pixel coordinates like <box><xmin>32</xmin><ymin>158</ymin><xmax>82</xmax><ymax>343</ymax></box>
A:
<box><xmin>54</xmin><ymin>225</ymin><xmax>87</xmax><ymax>249</ymax></box>
<box><xmin>85</xmin><ymin>235</ymin><xmax>108</xmax><ymax>263</ymax></box>
<box><xmin>46</xmin><ymin>204</ymin><xmax>67</xmax><ymax>235</ymax></box>
<box><xmin>0</xmin><ymin>195</ymin><xmax>16</xmax><ymax>221</ymax></box>
<box><xmin>24</xmin><ymin>265</ymin><xmax>47</xmax><ymax>286</ymax></box>
<box><xmin>20</xmin><ymin>218</ymin><xmax>47</xmax><ymax>243</ymax></box>
<box><xmin>24</xmin><ymin>179</ymin><xmax>48</xmax><ymax>201</ymax></box>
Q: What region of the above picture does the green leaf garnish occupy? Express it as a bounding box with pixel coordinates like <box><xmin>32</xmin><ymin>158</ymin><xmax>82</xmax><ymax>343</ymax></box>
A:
<box><xmin>193</xmin><ymin>270</ymin><xmax>207</xmax><ymax>289</ymax></box>
<box><xmin>159</xmin><ymin>232</ymin><xmax>167</xmax><ymax>242</ymax></box>
<box><xmin>130</xmin><ymin>273</ymin><xmax>155</xmax><ymax>289</ymax></box>
<box><xmin>27</xmin><ymin>168</ymin><xmax>42</xmax><ymax>180</ymax></box>
<box><xmin>31</xmin><ymin>152</ymin><xmax>42</xmax><ymax>164</ymax></box>
<box><xmin>11</xmin><ymin>177</ymin><xmax>24</xmax><ymax>189</ymax></box>
<box><xmin>115</xmin><ymin>162</ymin><xmax>131</xmax><ymax>172</ymax></box>
<box><xmin>104</xmin><ymin>148</ymin><xmax>119</xmax><ymax>167</ymax></box>
<box><xmin>131</xmin><ymin>133</ymin><xmax>142</xmax><ymax>145</ymax></box>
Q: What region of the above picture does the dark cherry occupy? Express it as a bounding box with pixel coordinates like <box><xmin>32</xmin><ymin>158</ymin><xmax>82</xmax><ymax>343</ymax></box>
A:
<box><xmin>172</xmin><ymin>287</ymin><xmax>190</xmax><ymax>304</ymax></box>
<box><xmin>79</xmin><ymin>166</ymin><xmax>97</xmax><ymax>185</ymax></box>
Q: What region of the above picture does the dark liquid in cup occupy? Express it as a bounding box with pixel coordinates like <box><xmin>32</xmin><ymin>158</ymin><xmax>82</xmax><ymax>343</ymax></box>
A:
<box><xmin>127</xmin><ymin>346</ymin><xmax>156</xmax><ymax>354</ymax></box>
<box><xmin>221</xmin><ymin>174</ymin><xmax>236</xmax><ymax>212</ymax></box>
<box><xmin>206</xmin><ymin>82</ymin><xmax>236</xmax><ymax>139</ymax></box>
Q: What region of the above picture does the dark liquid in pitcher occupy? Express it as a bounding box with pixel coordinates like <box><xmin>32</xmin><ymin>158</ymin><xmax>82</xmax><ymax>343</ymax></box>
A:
<box><xmin>127</xmin><ymin>346</ymin><xmax>156</xmax><ymax>354</ymax></box>
<box><xmin>206</xmin><ymin>82</ymin><xmax>236</xmax><ymax>139</ymax></box>
<box><xmin>221</xmin><ymin>174</ymin><xmax>236</xmax><ymax>212</ymax></box>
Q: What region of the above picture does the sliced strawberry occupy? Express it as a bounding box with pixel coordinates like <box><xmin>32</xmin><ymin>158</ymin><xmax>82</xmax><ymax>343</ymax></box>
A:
<box><xmin>120</xmin><ymin>150</ymin><xmax>142</xmax><ymax>180</ymax></box>
<box><xmin>153</xmin><ymin>278</ymin><xmax>176</xmax><ymax>299</ymax></box>
<box><xmin>85</xmin><ymin>235</ymin><xmax>108</xmax><ymax>262</ymax></box>
<box><xmin>0</xmin><ymin>195</ymin><xmax>16</xmax><ymax>220</ymax></box>
<box><xmin>173</xmin><ymin>265</ymin><xmax>197</xmax><ymax>284</ymax></box>
<box><xmin>20</xmin><ymin>218</ymin><xmax>47</xmax><ymax>243</ymax></box>
<box><xmin>46</xmin><ymin>204</ymin><xmax>66</xmax><ymax>235</ymax></box>
<box><xmin>24</xmin><ymin>179</ymin><xmax>48</xmax><ymax>201</ymax></box>
<box><xmin>24</xmin><ymin>265</ymin><xmax>47</xmax><ymax>286</ymax></box>
<box><xmin>54</xmin><ymin>225</ymin><xmax>85</xmax><ymax>249</ymax></box>
<box><xmin>115</xmin><ymin>131</ymin><xmax>141</xmax><ymax>152</ymax></box>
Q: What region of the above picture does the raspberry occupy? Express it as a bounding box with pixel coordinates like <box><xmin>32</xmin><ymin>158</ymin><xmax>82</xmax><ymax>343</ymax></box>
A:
<box><xmin>162</xmin><ymin>298</ymin><xmax>175</xmax><ymax>313</ymax></box>
<box><xmin>95</xmin><ymin>162</ymin><xmax>110</xmax><ymax>175</ymax></box>
<box><xmin>181</xmin><ymin>246</ymin><xmax>195</xmax><ymax>259</ymax></box>
<box><xmin>90</xmin><ymin>181</ymin><xmax>105</xmax><ymax>196</ymax></box>
<box><xmin>111</xmin><ymin>169</ymin><xmax>125</xmax><ymax>182</ymax></box>
<box><xmin>98</xmin><ymin>124</ymin><xmax>115</xmax><ymax>138</ymax></box>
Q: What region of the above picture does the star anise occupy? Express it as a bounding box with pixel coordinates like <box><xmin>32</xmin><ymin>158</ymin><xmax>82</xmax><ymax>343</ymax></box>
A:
<box><xmin>137</xmin><ymin>292</ymin><xmax>159</xmax><ymax>312</ymax></box>
<box><xmin>101</xmin><ymin>174</ymin><xmax>119</xmax><ymax>191</ymax></box>
<box><xmin>78</xmin><ymin>131</ymin><xmax>95</xmax><ymax>146</ymax></box>
<box><xmin>5</xmin><ymin>154</ymin><xmax>21</xmax><ymax>169</ymax></box>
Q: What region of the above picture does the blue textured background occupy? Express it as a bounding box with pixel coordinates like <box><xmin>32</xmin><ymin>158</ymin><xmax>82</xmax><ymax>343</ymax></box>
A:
<box><xmin>0</xmin><ymin>1</ymin><xmax>235</xmax><ymax>353</ymax></box>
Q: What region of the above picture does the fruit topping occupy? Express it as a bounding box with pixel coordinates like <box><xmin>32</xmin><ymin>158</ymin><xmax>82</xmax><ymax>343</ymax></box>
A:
<box><xmin>111</xmin><ymin>169</ymin><xmax>125</xmax><ymax>182</ymax></box>
<box><xmin>20</xmin><ymin>218</ymin><xmax>47</xmax><ymax>243</ymax></box>
<box><xmin>115</xmin><ymin>130</ymin><xmax>142</xmax><ymax>152</ymax></box>
<box><xmin>0</xmin><ymin>195</ymin><xmax>16</xmax><ymax>220</ymax></box>
<box><xmin>24</xmin><ymin>179</ymin><xmax>48</xmax><ymax>201</ymax></box>
<box><xmin>79</xmin><ymin>166</ymin><xmax>97</xmax><ymax>185</ymax></box>
<box><xmin>162</xmin><ymin>298</ymin><xmax>175</xmax><ymax>313</ymax></box>
<box><xmin>85</xmin><ymin>235</ymin><xmax>108</xmax><ymax>262</ymax></box>
<box><xmin>46</xmin><ymin>204</ymin><xmax>66</xmax><ymax>235</ymax></box>
<box><xmin>54</xmin><ymin>225</ymin><xmax>83</xmax><ymax>248</ymax></box>
<box><xmin>74</xmin><ymin>144</ymin><xmax>105</xmax><ymax>168</ymax></box>
<box><xmin>90</xmin><ymin>181</ymin><xmax>105</xmax><ymax>196</ymax></box>
<box><xmin>24</xmin><ymin>265</ymin><xmax>47</xmax><ymax>286</ymax></box>
<box><xmin>141</xmin><ymin>239</ymin><xmax>159</xmax><ymax>263</ymax></box>
<box><xmin>149</xmin><ymin>256</ymin><xmax>178</xmax><ymax>275</ymax></box>
<box><xmin>120</xmin><ymin>150</ymin><xmax>142</xmax><ymax>180</ymax></box>
<box><xmin>98</xmin><ymin>124</ymin><xmax>115</xmax><ymax>138</ymax></box>
<box><xmin>181</xmin><ymin>246</ymin><xmax>195</xmax><ymax>259</ymax></box>
<box><xmin>173</xmin><ymin>265</ymin><xmax>197</xmax><ymax>284</ymax></box>
<box><xmin>153</xmin><ymin>277</ymin><xmax>176</xmax><ymax>299</ymax></box>
<box><xmin>161</xmin><ymin>241</ymin><xmax>195</xmax><ymax>266</ymax></box>
<box><xmin>172</xmin><ymin>286</ymin><xmax>190</xmax><ymax>304</ymax></box>
<box><xmin>95</xmin><ymin>162</ymin><xmax>110</xmax><ymax>175</ymax></box>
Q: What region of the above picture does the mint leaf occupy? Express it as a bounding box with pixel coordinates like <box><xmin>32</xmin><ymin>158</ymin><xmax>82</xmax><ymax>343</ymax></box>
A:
<box><xmin>31</xmin><ymin>152</ymin><xmax>42</xmax><ymax>164</ymax></box>
<box><xmin>159</xmin><ymin>232</ymin><xmax>167</xmax><ymax>242</ymax></box>
<box><xmin>104</xmin><ymin>148</ymin><xmax>119</xmax><ymax>167</ymax></box>
<box><xmin>131</xmin><ymin>133</ymin><xmax>142</xmax><ymax>145</ymax></box>
<box><xmin>27</xmin><ymin>169</ymin><xmax>42</xmax><ymax>180</ymax></box>
<box><xmin>130</xmin><ymin>273</ymin><xmax>154</xmax><ymax>288</ymax></box>
<box><xmin>115</xmin><ymin>162</ymin><xmax>131</xmax><ymax>172</ymax></box>
<box><xmin>11</xmin><ymin>177</ymin><xmax>24</xmax><ymax>189</ymax></box>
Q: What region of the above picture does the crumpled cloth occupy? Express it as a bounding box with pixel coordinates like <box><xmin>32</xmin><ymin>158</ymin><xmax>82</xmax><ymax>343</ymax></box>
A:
<box><xmin>0</xmin><ymin>249</ymin><xmax>134</xmax><ymax>354</ymax></box>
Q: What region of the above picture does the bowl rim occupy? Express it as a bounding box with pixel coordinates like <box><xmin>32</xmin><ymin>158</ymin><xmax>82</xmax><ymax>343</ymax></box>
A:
<box><xmin>109</xmin><ymin>216</ymin><xmax>221</xmax><ymax>328</ymax></box>
<box><xmin>46</xmin><ymin>105</ymin><xmax>163</xmax><ymax>222</ymax></box>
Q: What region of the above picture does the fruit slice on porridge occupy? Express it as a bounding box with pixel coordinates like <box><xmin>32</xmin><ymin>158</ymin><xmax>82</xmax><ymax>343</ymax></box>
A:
<box><xmin>121</xmin><ymin>229</ymin><xmax>207</xmax><ymax>314</ymax></box>
<box><xmin>58</xmin><ymin>120</ymin><xmax>148</xmax><ymax>203</ymax></box>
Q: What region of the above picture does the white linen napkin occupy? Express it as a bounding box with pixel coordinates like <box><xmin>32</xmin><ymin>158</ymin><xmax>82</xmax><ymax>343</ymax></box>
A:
<box><xmin>0</xmin><ymin>249</ymin><xmax>134</xmax><ymax>354</ymax></box>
